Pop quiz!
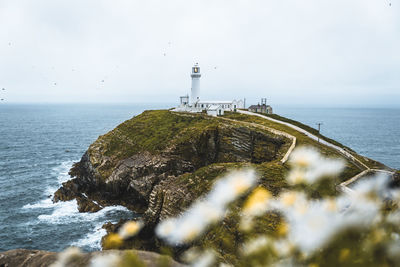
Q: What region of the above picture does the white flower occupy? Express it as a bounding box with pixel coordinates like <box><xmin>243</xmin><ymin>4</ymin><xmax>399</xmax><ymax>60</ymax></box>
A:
<box><xmin>90</xmin><ymin>253</ymin><xmax>120</xmax><ymax>267</ymax></box>
<box><xmin>191</xmin><ymin>250</ymin><xmax>216</xmax><ymax>267</ymax></box>
<box><xmin>209</xmin><ymin>169</ymin><xmax>258</xmax><ymax>207</ymax></box>
<box><xmin>156</xmin><ymin>169</ymin><xmax>258</xmax><ymax>245</ymax></box>
<box><xmin>242</xmin><ymin>236</ymin><xmax>270</xmax><ymax>255</ymax></box>
<box><xmin>118</xmin><ymin>220</ymin><xmax>143</xmax><ymax>239</ymax></box>
<box><xmin>50</xmin><ymin>247</ymin><xmax>82</xmax><ymax>267</ymax></box>
<box><xmin>289</xmin><ymin>147</ymin><xmax>320</xmax><ymax>168</ymax></box>
<box><xmin>287</xmin><ymin>147</ymin><xmax>345</xmax><ymax>185</ymax></box>
<box><xmin>265</xmin><ymin>185</ymin><xmax>382</xmax><ymax>254</ymax></box>
<box><xmin>272</xmin><ymin>239</ymin><xmax>294</xmax><ymax>257</ymax></box>
<box><xmin>351</xmin><ymin>173</ymin><xmax>392</xmax><ymax>200</ymax></box>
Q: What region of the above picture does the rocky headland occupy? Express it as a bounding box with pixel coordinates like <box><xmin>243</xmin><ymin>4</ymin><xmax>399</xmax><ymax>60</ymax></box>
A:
<box><xmin>2</xmin><ymin>109</ymin><xmax>395</xmax><ymax>266</ymax></box>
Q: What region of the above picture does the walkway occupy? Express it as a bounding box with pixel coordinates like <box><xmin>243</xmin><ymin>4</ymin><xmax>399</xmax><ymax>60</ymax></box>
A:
<box><xmin>237</xmin><ymin>110</ymin><xmax>395</xmax><ymax>192</ymax></box>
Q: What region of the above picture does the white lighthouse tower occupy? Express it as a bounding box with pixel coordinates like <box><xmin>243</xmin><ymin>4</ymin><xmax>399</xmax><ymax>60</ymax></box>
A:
<box><xmin>190</xmin><ymin>63</ymin><xmax>201</xmax><ymax>106</ymax></box>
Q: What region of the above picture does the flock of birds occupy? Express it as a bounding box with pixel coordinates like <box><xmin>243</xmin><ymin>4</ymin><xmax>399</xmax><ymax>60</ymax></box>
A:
<box><xmin>0</xmin><ymin>2</ymin><xmax>393</xmax><ymax>103</ymax></box>
<box><xmin>1</xmin><ymin>38</ymin><xmax>222</xmax><ymax>103</ymax></box>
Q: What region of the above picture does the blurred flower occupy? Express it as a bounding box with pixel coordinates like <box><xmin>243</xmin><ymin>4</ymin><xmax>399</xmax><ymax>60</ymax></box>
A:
<box><xmin>242</xmin><ymin>187</ymin><xmax>272</xmax><ymax>217</ymax></box>
<box><xmin>242</xmin><ymin>236</ymin><xmax>270</xmax><ymax>255</ymax></box>
<box><xmin>276</xmin><ymin>221</ymin><xmax>289</xmax><ymax>237</ymax></box>
<box><xmin>286</xmin><ymin>169</ymin><xmax>306</xmax><ymax>185</ymax></box>
<box><xmin>181</xmin><ymin>247</ymin><xmax>203</xmax><ymax>263</ymax></box>
<box><xmin>240</xmin><ymin>187</ymin><xmax>272</xmax><ymax>231</ymax></box>
<box><xmin>191</xmin><ymin>250</ymin><xmax>216</xmax><ymax>267</ymax></box>
<box><xmin>90</xmin><ymin>253</ymin><xmax>121</xmax><ymax>267</ymax></box>
<box><xmin>289</xmin><ymin>147</ymin><xmax>319</xmax><ymax>168</ymax></box>
<box><xmin>103</xmin><ymin>233</ymin><xmax>123</xmax><ymax>249</ymax></box>
<box><xmin>272</xmin><ymin>239</ymin><xmax>294</xmax><ymax>258</ymax></box>
<box><xmin>351</xmin><ymin>174</ymin><xmax>392</xmax><ymax>201</ymax></box>
<box><xmin>264</xmin><ymin>180</ymin><xmax>383</xmax><ymax>254</ymax></box>
<box><xmin>287</xmin><ymin>147</ymin><xmax>345</xmax><ymax>185</ymax></box>
<box><xmin>118</xmin><ymin>220</ymin><xmax>143</xmax><ymax>239</ymax></box>
<box><xmin>156</xmin><ymin>169</ymin><xmax>258</xmax><ymax>245</ymax></box>
<box><xmin>208</xmin><ymin>169</ymin><xmax>258</xmax><ymax>207</ymax></box>
<box><xmin>50</xmin><ymin>247</ymin><xmax>82</xmax><ymax>267</ymax></box>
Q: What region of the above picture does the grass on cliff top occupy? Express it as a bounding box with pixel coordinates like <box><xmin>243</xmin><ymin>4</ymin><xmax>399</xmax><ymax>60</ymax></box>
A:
<box><xmin>93</xmin><ymin>110</ymin><xmax>220</xmax><ymax>158</ymax></box>
<box><xmin>236</xmin><ymin>111</ymin><xmax>390</xmax><ymax>171</ymax></box>
<box><xmin>263</xmin><ymin>113</ymin><xmax>351</xmax><ymax>150</ymax></box>
<box><xmin>223</xmin><ymin>112</ymin><xmax>361</xmax><ymax>183</ymax></box>
<box><xmin>90</xmin><ymin>110</ymin><xmax>294</xmax><ymax>179</ymax></box>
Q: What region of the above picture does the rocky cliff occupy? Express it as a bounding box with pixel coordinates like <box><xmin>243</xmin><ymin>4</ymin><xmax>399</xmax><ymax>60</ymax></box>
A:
<box><xmin>54</xmin><ymin>110</ymin><xmax>291</xmax><ymax>225</ymax></box>
<box><xmin>53</xmin><ymin>109</ymin><xmax>392</xmax><ymax>262</ymax></box>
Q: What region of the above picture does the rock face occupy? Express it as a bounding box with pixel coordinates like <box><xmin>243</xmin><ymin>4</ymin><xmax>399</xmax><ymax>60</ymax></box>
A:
<box><xmin>0</xmin><ymin>249</ymin><xmax>185</xmax><ymax>267</ymax></box>
<box><xmin>54</xmin><ymin>110</ymin><xmax>290</xmax><ymax>223</ymax></box>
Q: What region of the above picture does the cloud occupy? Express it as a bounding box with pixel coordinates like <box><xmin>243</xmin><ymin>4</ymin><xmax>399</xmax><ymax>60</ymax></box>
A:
<box><xmin>0</xmin><ymin>0</ymin><xmax>399</xmax><ymax>106</ymax></box>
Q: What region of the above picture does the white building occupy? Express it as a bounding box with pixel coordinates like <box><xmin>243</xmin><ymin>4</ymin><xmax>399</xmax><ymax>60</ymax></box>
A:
<box><xmin>174</xmin><ymin>63</ymin><xmax>244</xmax><ymax>116</ymax></box>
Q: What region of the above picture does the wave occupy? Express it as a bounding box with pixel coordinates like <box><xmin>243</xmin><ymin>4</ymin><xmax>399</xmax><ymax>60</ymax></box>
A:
<box><xmin>23</xmin><ymin>160</ymin><xmax>76</xmax><ymax>209</ymax></box>
<box><xmin>70</xmin><ymin>222</ymin><xmax>107</xmax><ymax>250</ymax></box>
<box><xmin>22</xmin><ymin>198</ymin><xmax>55</xmax><ymax>209</ymax></box>
<box><xmin>37</xmin><ymin>200</ymin><xmax>131</xmax><ymax>225</ymax></box>
<box><xmin>21</xmin><ymin>159</ymin><xmax>134</xmax><ymax>251</ymax></box>
<box><xmin>45</xmin><ymin>160</ymin><xmax>76</xmax><ymax>196</ymax></box>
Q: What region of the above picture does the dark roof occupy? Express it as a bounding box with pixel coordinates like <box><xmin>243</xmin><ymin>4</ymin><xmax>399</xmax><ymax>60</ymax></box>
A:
<box><xmin>248</xmin><ymin>105</ymin><xmax>261</xmax><ymax>109</ymax></box>
<box><xmin>248</xmin><ymin>104</ymin><xmax>271</xmax><ymax>109</ymax></box>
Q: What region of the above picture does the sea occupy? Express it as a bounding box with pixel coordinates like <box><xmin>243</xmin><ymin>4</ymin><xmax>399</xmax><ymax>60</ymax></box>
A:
<box><xmin>0</xmin><ymin>104</ymin><xmax>399</xmax><ymax>253</ymax></box>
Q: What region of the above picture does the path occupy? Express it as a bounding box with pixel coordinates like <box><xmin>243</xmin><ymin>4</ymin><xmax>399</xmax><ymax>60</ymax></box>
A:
<box><xmin>237</xmin><ymin>110</ymin><xmax>395</xmax><ymax>192</ymax></box>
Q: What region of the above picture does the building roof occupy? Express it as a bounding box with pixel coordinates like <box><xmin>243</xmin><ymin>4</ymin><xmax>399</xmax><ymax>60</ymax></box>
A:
<box><xmin>198</xmin><ymin>100</ymin><xmax>234</xmax><ymax>104</ymax></box>
<box><xmin>248</xmin><ymin>104</ymin><xmax>271</xmax><ymax>109</ymax></box>
<box><xmin>207</xmin><ymin>104</ymin><xmax>222</xmax><ymax>110</ymax></box>
<box><xmin>248</xmin><ymin>105</ymin><xmax>261</xmax><ymax>109</ymax></box>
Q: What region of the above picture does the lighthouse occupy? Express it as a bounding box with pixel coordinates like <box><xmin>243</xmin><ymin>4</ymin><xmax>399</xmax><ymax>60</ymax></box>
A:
<box><xmin>190</xmin><ymin>63</ymin><xmax>201</xmax><ymax>106</ymax></box>
<box><xmin>173</xmin><ymin>63</ymin><xmax>244</xmax><ymax>116</ymax></box>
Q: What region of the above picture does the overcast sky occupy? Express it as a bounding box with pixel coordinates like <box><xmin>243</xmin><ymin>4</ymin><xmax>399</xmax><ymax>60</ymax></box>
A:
<box><xmin>0</xmin><ymin>0</ymin><xmax>399</xmax><ymax>107</ymax></box>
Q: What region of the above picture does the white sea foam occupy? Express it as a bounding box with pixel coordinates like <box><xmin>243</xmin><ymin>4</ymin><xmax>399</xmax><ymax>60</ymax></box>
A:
<box><xmin>22</xmin><ymin>159</ymin><xmax>133</xmax><ymax>250</ymax></box>
<box><xmin>70</xmin><ymin>222</ymin><xmax>107</xmax><ymax>250</ymax></box>
<box><xmin>23</xmin><ymin>160</ymin><xmax>76</xmax><ymax>209</ymax></box>
<box><xmin>22</xmin><ymin>198</ymin><xmax>55</xmax><ymax>209</ymax></box>
<box><xmin>46</xmin><ymin>160</ymin><xmax>76</xmax><ymax>196</ymax></box>
<box><xmin>37</xmin><ymin>200</ymin><xmax>131</xmax><ymax>225</ymax></box>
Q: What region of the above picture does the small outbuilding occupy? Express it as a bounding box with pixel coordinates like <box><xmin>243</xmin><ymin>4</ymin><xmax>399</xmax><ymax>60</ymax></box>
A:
<box><xmin>206</xmin><ymin>104</ymin><xmax>224</xmax><ymax>116</ymax></box>
<box><xmin>248</xmin><ymin>98</ymin><xmax>273</xmax><ymax>114</ymax></box>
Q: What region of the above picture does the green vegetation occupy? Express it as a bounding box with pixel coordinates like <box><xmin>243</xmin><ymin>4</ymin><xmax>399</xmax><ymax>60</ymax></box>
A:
<box><xmin>264</xmin><ymin>113</ymin><xmax>351</xmax><ymax>150</ymax></box>
<box><xmin>223</xmin><ymin>112</ymin><xmax>362</xmax><ymax>182</ymax></box>
<box><xmin>171</xmin><ymin>161</ymin><xmax>288</xmax><ymax>265</ymax></box>
<box><xmin>91</xmin><ymin>109</ymin><xmax>397</xmax><ymax>266</ymax></box>
<box><xmin>94</xmin><ymin>110</ymin><xmax>219</xmax><ymax>158</ymax></box>
<box><xmin>88</xmin><ymin>110</ymin><xmax>293</xmax><ymax>179</ymax></box>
